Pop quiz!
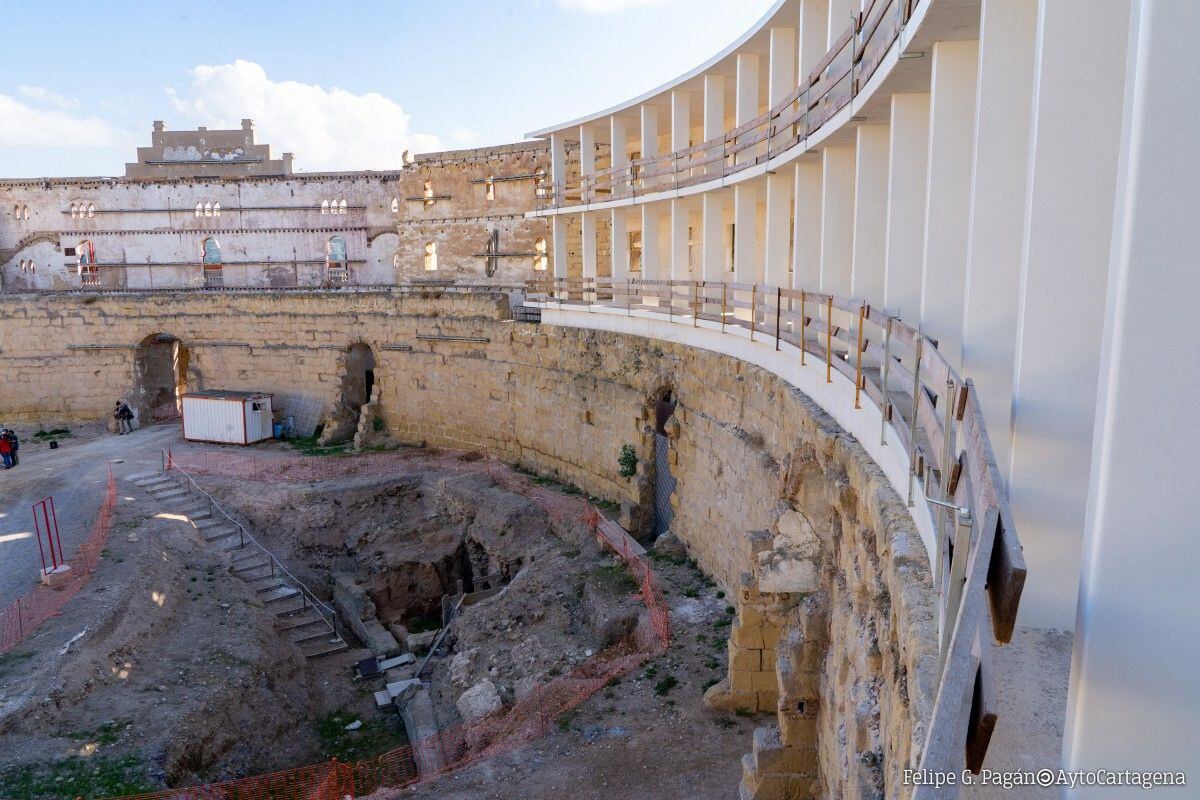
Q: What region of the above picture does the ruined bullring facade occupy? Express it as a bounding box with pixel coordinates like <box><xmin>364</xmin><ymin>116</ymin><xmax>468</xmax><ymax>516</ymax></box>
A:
<box><xmin>0</xmin><ymin>288</ymin><xmax>937</xmax><ymax>798</ymax></box>
<box><xmin>0</xmin><ymin>122</ymin><xmax>551</xmax><ymax>291</ymax></box>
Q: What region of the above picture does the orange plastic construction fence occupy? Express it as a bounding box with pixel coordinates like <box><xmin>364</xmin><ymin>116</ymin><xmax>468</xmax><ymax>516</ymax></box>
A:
<box><xmin>98</xmin><ymin>450</ymin><xmax>670</xmax><ymax>800</ymax></box>
<box><xmin>0</xmin><ymin>465</ymin><xmax>117</xmax><ymax>656</ymax></box>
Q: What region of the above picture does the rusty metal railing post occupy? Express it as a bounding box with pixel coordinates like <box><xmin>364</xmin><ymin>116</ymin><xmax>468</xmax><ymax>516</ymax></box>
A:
<box><xmin>825</xmin><ymin>296</ymin><xmax>833</xmax><ymax>384</ymax></box>
<box><xmin>774</xmin><ymin>286</ymin><xmax>782</xmax><ymax>351</ymax></box>
<box><xmin>720</xmin><ymin>283</ymin><xmax>727</xmax><ymax>333</ymax></box>
<box><xmin>855</xmin><ymin>304</ymin><xmax>865</xmax><ymax>409</ymax></box>
<box><xmin>880</xmin><ymin>316</ymin><xmax>893</xmax><ymax>445</ymax></box>
<box><xmin>749</xmin><ymin>284</ymin><xmax>757</xmax><ymax>342</ymax></box>
<box><xmin>907</xmin><ymin>334</ymin><xmax>923</xmax><ymax>506</ymax></box>
<box><xmin>800</xmin><ymin>291</ymin><xmax>807</xmax><ymax>366</ymax></box>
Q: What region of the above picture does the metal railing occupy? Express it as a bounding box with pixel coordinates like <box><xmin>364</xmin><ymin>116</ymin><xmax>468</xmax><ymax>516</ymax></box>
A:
<box><xmin>538</xmin><ymin>0</ymin><xmax>912</xmax><ymax>210</ymax></box>
<box><xmin>163</xmin><ymin>452</ymin><xmax>342</xmax><ymax>643</ymax></box>
<box><xmin>525</xmin><ymin>276</ymin><xmax>1024</xmax><ymax>789</ymax></box>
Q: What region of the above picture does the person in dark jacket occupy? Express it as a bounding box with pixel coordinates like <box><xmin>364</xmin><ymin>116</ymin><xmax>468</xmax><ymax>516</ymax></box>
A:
<box><xmin>113</xmin><ymin>401</ymin><xmax>134</xmax><ymax>435</ymax></box>
<box><xmin>0</xmin><ymin>430</ymin><xmax>12</xmax><ymax>469</ymax></box>
<box><xmin>3</xmin><ymin>429</ymin><xmax>17</xmax><ymax>466</ymax></box>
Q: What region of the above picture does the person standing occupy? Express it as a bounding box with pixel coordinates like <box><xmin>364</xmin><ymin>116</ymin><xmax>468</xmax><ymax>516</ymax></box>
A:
<box><xmin>0</xmin><ymin>430</ymin><xmax>11</xmax><ymax>469</ymax></box>
<box><xmin>3</xmin><ymin>429</ymin><xmax>17</xmax><ymax>466</ymax></box>
<box><xmin>113</xmin><ymin>400</ymin><xmax>134</xmax><ymax>435</ymax></box>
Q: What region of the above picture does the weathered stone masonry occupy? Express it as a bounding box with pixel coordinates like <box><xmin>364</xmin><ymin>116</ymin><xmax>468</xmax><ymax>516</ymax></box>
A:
<box><xmin>0</xmin><ymin>290</ymin><xmax>935</xmax><ymax>799</ymax></box>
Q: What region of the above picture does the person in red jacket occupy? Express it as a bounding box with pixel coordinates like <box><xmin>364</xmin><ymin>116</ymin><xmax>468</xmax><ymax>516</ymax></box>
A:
<box><xmin>0</xmin><ymin>430</ymin><xmax>12</xmax><ymax>469</ymax></box>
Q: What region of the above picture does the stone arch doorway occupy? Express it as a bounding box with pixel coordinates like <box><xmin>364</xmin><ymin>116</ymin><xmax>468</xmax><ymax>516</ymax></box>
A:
<box><xmin>318</xmin><ymin>342</ymin><xmax>378</xmax><ymax>445</ymax></box>
<box><xmin>133</xmin><ymin>333</ymin><xmax>189</xmax><ymax>423</ymax></box>
<box><xmin>651</xmin><ymin>387</ymin><xmax>678</xmax><ymax>539</ymax></box>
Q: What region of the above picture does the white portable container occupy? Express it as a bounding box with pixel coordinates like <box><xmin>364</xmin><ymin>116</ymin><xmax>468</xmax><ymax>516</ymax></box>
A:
<box><xmin>181</xmin><ymin>391</ymin><xmax>274</xmax><ymax>445</ymax></box>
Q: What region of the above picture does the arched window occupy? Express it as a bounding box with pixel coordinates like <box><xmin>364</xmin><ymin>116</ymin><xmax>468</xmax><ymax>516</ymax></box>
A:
<box><xmin>321</xmin><ymin>199</ymin><xmax>330</xmax><ymax>215</ymax></box>
<box><xmin>202</xmin><ymin>237</ymin><xmax>222</xmax><ymax>287</ymax></box>
<box><xmin>485</xmin><ymin>176</ymin><xmax>495</xmax><ymax>201</ymax></box>
<box><xmin>338</xmin><ymin>199</ymin><xmax>348</xmax><ymax>215</ymax></box>
<box><xmin>534</xmin><ymin>237</ymin><xmax>548</xmax><ymax>271</ymax></box>
<box><xmin>422</xmin><ymin>180</ymin><xmax>434</xmax><ymax>206</ymax></box>
<box><xmin>203</xmin><ymin>202</ymin><xmax>213</xmax><ymax>218</ymax></box>
<box><xmin>327</xmin><ymin>235</ymin><xmax>347</xmax><ymax>265</ymax></box>
<box><xmin>212</xmin><ymin>202</ymin><xmax>221</xmax><ymax>217</ymax></box>
<box><xmin>202</xmin><ymin>237</ymin><xmax>222</xmax><ymax>264</ymax></box>
<box><xmin>195</xmin><ymin>202</ymin><xmax>203</xmax><ymax>217</ymax></box>
<box><xmin>392</xmin><ymin>252</ymin><xmax>402</xmax><ymax>269</ymax></box>
<box><xmin>70</xmin><ymin>204</ymin><xmax>79</xmax><ymax>219</ymax></box>
<box><xmin>390</xmin><ymin>197</ymin><xmax>399</xmax><ymax>214</ymax></box>
<box><xmin>22</xmin><ymin>205</ymin><xmax>30</xmax><ymax>220</ymax></box>
<box><xmin>424</xmin><ymin>241</ymin><xmax>438</xmax><ymax>272</ymax></box>
<box><xmin>86</xmin><ymin>204</ymin><xmax>94</xmax><ymax>219</ymax></box>
<box><xmin>78</xmin><ymin>240</ymin><xmax>99</xmax><ymax>285</ymax></box>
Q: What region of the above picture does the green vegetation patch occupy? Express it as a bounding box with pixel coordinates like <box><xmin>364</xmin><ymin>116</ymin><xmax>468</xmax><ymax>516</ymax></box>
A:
<box><xmin>288</xmin><ymin>435</ymin><xmax>351</xmax><ymax>457</ymax></box>
<box><xmin>316</xmin><ymin>710</ymin><xmax>408</xmax><ymax>762</ymax></box>
<box><xmin>0</xmin><ymin>756</ymin><xmax>154</xmax><ymax>800</ymax></box>
<box><xmin>33</xmin><ymin>428</ymin><xmax>72</xmax><ymax>440</ymax></box>
<box><xmin>590</xmin><ymin>563</ymin><xmax>638</xmax><ymax>594</ymax></box>
<box><xmin>0</xmin><ymin>650</ymin><xmax>34</xmax><ymax>679</ymax></box>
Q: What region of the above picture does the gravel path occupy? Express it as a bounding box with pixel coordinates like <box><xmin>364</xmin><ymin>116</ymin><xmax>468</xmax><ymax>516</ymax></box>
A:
<box><xmin>0</xmin><ymin>423</ymin><xmax>181</xmax><ymax>608</ymax></box>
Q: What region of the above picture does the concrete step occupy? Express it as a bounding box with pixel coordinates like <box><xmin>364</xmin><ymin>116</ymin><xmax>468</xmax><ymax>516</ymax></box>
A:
<box><xmin>277</xmin><ymin>610</ymin><xmax>327</xmax><ymax>631</ymax></box>
<box><xmin>153</xmin><ymin>489</ymin><xmax>189</xmax><ymax>502</ymax></box>
<box><xmin>291</xmin><ymin>625</ymin><xmax>334</xmax><ymax>645</ymax></box>
<box><xmin>254</xmin><ymin>577</ymin><xmax>288</xmax><ymax>594</ymax></box>
<box><xmin>211</xmin><ymin>535</ymin><xmax>247</xmax><ymax>553</ymax></box>
<box><xmin>237</xmin><ymin>564</ymin><xmax>274</xmax><ymax>582</ymax></box>
<box><xmin>262</xmin><ymin>586</ymin><xmax>300</xmax><ymax>605</ymax></box>
<box><xmin>271</xmin><ymin>596</ymin><xmax>308</xmax><ymax>616</ymax></box>
<box><xmin>176</xmin><ymin>502</ymin><xmax>211</xmax><ymax>518</ymax></box>
<box><xmin>302</xmin><ymin>636</ymin><xmax>349</xmax><ymax>659</ymax></box>
<box><xmin>195</xmin><ymin>517</ymin><xmax>225</xmax><ymax>531</ymax></box>
<box><xmin>202</xmin><ymin>525</ymin><xmax>238</xmax><ymax>542</ymax></box>
<box><xmin>232</xmin><ymin>558</ymin><xmax>272</xmax><ymax>576</ymax></box>
<box><xmin>232</xmin><ymin>549</ymin><xmax>267</xmax><ymax>565</ymax></box>
<box><xmin>130</xmin><ymin>472</ymin><xmax>168</xmax><ymax>485</ymax></box>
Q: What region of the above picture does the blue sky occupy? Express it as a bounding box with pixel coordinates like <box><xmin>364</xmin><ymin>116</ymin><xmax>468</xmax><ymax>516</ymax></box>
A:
<box><xmin>0</xmin><ymin>0</ymin><xmax>774</xmax><ymax>177</ymax></box>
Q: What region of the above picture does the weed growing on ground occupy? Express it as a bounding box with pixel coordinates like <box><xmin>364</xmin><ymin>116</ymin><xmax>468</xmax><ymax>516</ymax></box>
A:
<box><xmin>556</xmin><ymin>710</ymin><xmax>577</xmax><ymax>731</ymax></box>
<box><xmin>316</xmin><ymin>710</ymin><xmax>408</xmax><ymax>761</ymax></box>
<box><xmin>590</xmin><ymin>564</ymin><xmax>638</xmax><ymax>593</ymax></box>
<box><xmin>288</xmin><ymin>435</ymin><xmax>350</xmax><ymax>457</ymax></box>
<box><xmin>714</xmin><ymin>717</ymin><xmax>737</xmax><ymax>730</ymax></box>
<box><xmin>702</xmin><ymin>678</ymin><xmax>720</xmax><ymax>691</ymax></box>
<box><xmin>654</xmin><ymin>676</ymin><xmax>679</xmax><ymax>696</ymax></box>
<box><xmin>0</xmin><ymin>651</ymin><xmax>33</xmax><ymax>679</ymax></box>
<box><xmin>0</xmin><ymin>756</ymin><xmax>153</xmax><ymax>799</ymax></box>
<box><xmin>33</xmin><ymin>428</ymin><xmax>71</xmax><ymax>440</ymax></box>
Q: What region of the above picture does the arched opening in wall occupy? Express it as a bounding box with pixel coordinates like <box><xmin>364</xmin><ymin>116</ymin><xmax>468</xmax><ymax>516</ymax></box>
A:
<box><xmin>134</xmin><ymin>333</ymin><xmax>189</xmax><ymax>423</ymax></box>
<box><xmin>201</xmin><ymin>237</ymin><xmax>223</xmax><ymax>288</ymax></box>
<box><xmin>77</xmin><ymin>239</ymin><xmax>99</xmax><ymax>286</ymax></box>
<box><xmin>651</xmin><ymin>387</ymin><xmax>679</xmax><ymax>539</ymax></box>
<box><xmin>326</xmin><ymin>235</ymin><xmax>349</xmax><ymax>285</ymax></box>
<box><xmin>318</xmin><ymin>342</ymin><xmax>377</xmax><ymax>446</ymax></box>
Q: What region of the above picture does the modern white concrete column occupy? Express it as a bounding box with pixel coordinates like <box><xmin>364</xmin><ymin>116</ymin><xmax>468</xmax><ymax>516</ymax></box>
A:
<box><xmin>701</xmin><ymin>191</ymin><xmax>727</xmax><ymax>281</ymax></box>
<box><xmin>1064</xmin><ymin>1</ymin><xmax>1200</xmax><ymax>785</ymax></box>
<box><xmin>641</xmin><ymin>203</ymin><xmax>665</xmax><ymax>280</ymax></box>
<box><xmin>851</xmin><ymin>125</ymin><xmax>889</xmax><ymax>306</ymax></box>
<box><xmin>550</xmin><ymin>132</ymin><xmax>566</xmax><ymax>187</ymax></box>
<box><xmin>670</xmin><ymin>198</ymin><xmax>692</xmax><ymax>281</ymax></box>
<box><xmin>827</xmin><ymin>0</ymin><xmax>857</xmax><ymax>48</ymax></box>
<box><xmin>736</xmin><ymin>54</ymin><xmax>760</xmax><ymax>124</ymax></box>
<box><xmin>961</xmin><ymin>0</ymin><xmax>1038</xmax><ymax>471</ymax></box>
<box><xmin>768</xmin><ymin>27</ymin><xmax>797</xmax><ymax>105</ymax></box>
<box><xmin>883</xmin><ymin>93</ymin><xmax>930</xmax><ymax>320</ymax></box>
<box><xmin>733</xmin><ymin>183</ymin><xmax>761</xmax><ymax>283</ymax></box>
<box><xmin>611</xmin><ymin>208</ymin><xmax>630</xmax><ymax>280</ymax></box>
<box><xmin>581</xmin><ymin>212</ymin><xmax>598</xmax><ymax>279</ymax></box>
<box><xmin>552</xmin><ymin>214</ymin><xmax>568</xmax><ymax>278</ymax></box>
<box><xmin>919</xmin><ymin>39</ymin><xmax>979</xmax><ymax>370</ymax></box>
<box><xmin>641</xmin><ymin>105</ymin><xmax>660</xmax><ymax>160</ymax></box>
<box><xmin>819</xmin><ymin>146</ymin><xmax>856</xmax><ymax>297</ymax></box>
<box><xmin>671</xmin><ymin>90</ymin><xmax>692</xmax><ymax>151</ymax></box>
<box><xmin>579</xmin><ymin>124</ymin><xmax>596</xmax><ymax>195</ymax></box>
<box><xmin>764</xmin><ymin>169</ymin><xmax>793</xmax><ymax>287</ymax></box>
<box><xmin>611</xmin><ymin>116</ymin><xmax>630</xmax><ymax>194</ymax></box>
<box><xmin>792</xmin><ymin>160</ymin><xmax>822</xmax><ymax>291</ymax></box>
<box><xmin>1008</xmin><ymin>0</ymin><xmax>1130</xmax><ymax>630</ymax></box>
<box><xmin>703</xmin><ymin>74</ymin><xmax>726</xmax><ymax>141</ymax></box>
<box><xmin>798</xmin><ymin>0</ymin><xmax>830</xmax><ymax>79</ymax></box>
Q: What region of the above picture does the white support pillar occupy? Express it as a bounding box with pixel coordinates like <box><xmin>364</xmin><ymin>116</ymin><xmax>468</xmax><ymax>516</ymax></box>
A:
<box><xmin>641</xmin><ymin>105</ymin><xmax>660</xmax><ymax>160</ymax></box>
<box><xmin>827</xmin><ymin>0</ymin><xmax>857</xmax><ymax>48</ymax></box>
<box><xmin>764</xmin><ymin>169</ymin><xmax>793</xmax><ymax>287</ymax></box>
<box><xmin>733</xmin><ymin>183</ymin><xmax>761</xmax><ymax>283</ymax></box>
<box><xmin>670</xmin><ymin>198</ymin><xmax>692</xmax><ymax>281</ymax></box>
<box><xmin>552</xmin><ymin>214</ymin><xmax>568</xmax><ymax>278</ymax></box>
<box><xmin>792</xmin><ymin>160</ymin><xmax>822</xmax><ymax>291</ymax></box>
<box><xmin>768</xmin><ymin>27</ymin><xmax>797</xmax><ymax>106</ymax></box>
<box><xmin>883</xmin><ymin>93</ymin><xmax>930</xmax><ymax>321</ymax></box>
<box><xmin>581</xmin><ymin>211</ymin><xmax>598</xmax><ymax>279</ymax></box>
<box><xmin>1007</xmin><ymin>0</ymin><xmax>1131</xmax><ymax>630</ymax></box>
<box><xmin>798</xmin><ymin>0</ymin><xmax>830</xmax><ymax>80</ymax></box>
<box><xmin>851</xmin><ymin>124</ymin><xmax>889</xmax><ymax>306</ymax></box>
<box><xmin>579</xmin><ymin>124</ymin><xmax>596</xmax><ymax>184</ymax></box>
<box><xmin>820</xmin><ymin>146</ymin><xmax>855</xmax><ymax>297</ymax></box>
<box><xmin>703</xmin><ymin>74</ymin><xmax>726</xmax><ymax>141</ymax></box>
<box><xmin>550</xmin><ymin>132</ymin><xmax>566</xmax><ymax>188</ymax></box>
<box><xmin>919</xmin><ymin>39</ymin><xmax>979</xmax><ymax>370</ymax></box>
<box><xmin>641</xmin><ymin>203</ymin><xmax>665</xmax><ymax>280</ymax></box>
<box><xmin>1064</xmin><ymin>1</ymin><xmax>1200</xmax><ymax>785</ymax></box>
<box><xmin>701</xmin><ymin>191</ymin><xmax>727</xmax><ymax>281</ymax></box>
<box><xmin>961</xmin><ymin>0</ymin><xmax>1038</xmax><ymax>471</ymax></box>
<box><xmin>671</xmin><ymin>90</ymin><xmax>692</xmax><ymax>151</ymax></box>
<box><xmin>611</xmin><ymin>208</ymin><xmax>629</xmax><ymax>280</ymax></box>
<box><xmin>735</xmin><ymin>54</ymin><xmax>760</xmax><ymax>124</ymax></box>
<box><xmin>611</xmin><ymin>116</ymin><xmax>630</xmax><ymax>195</ymax></box>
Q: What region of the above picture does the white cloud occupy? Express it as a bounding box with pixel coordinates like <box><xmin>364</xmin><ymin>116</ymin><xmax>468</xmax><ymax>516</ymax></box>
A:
<box><xmin>18</xmin><ymin>85</ymin><xmax>79</xmax><ymax>111</ymax></box>
<box><xmin>0</xmin><ymin>92</ymin><xmax>130</xmax><ymax>149</ymax></box>
<box><xmin>165</xmin><ymin>60</ymin><xmax>441</xmax><ymax>172</ymax></box>
<box><xmin>555</xmin><ymin>0</ymin><xmax>671</xmax><ymax>12</ymax></box>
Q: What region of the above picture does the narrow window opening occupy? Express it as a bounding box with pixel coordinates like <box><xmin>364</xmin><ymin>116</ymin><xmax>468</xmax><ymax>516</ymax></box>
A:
<box><xmin>424</xmin><ymin>241</ymin><xmax>438</xmax><ymax>271</ymax></box>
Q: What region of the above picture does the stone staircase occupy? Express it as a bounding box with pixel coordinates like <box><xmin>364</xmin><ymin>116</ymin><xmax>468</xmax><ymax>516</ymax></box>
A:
<box><xmin>128</xmin><ymin>471</ymin><xmax>349</xmax><ymax>659</ymax></box>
